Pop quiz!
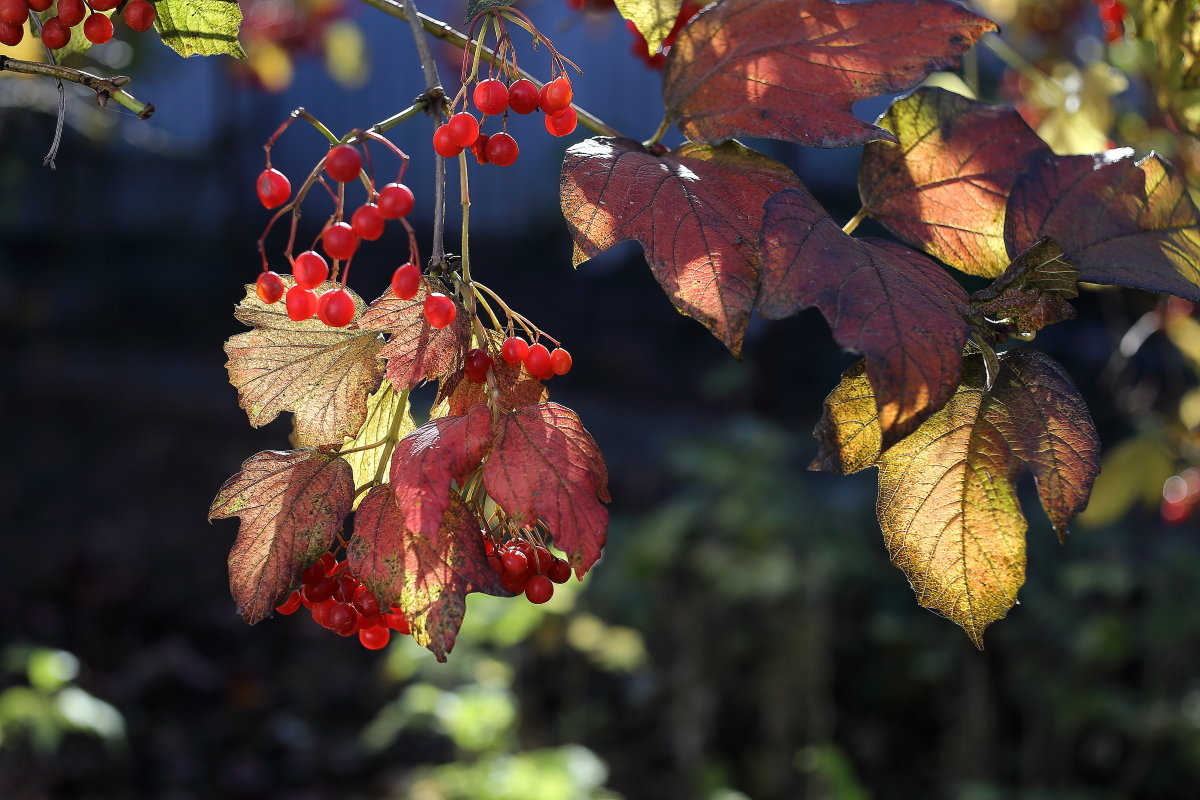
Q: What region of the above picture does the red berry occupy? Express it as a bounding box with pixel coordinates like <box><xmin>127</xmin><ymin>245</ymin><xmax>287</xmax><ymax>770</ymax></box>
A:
<box><xmin>89</xmin><ymin>0</ymin><xmax>119</xmax><ymax>10</ymax></box>
<box><xmin>391</xmin><ymin>262</ymin><xmax>421</xmax><ymax>300</ymax></box>
<box><xmin>303</xmin><ymin>554</ymin><xmax>335</xmax><ymax>585</ymax></box>
<box><xmin>424</xmin><ymin>292</ymin><xmax>457</xmax><ymax>328</ymax></box>
<box><xmin>385</xmin><ymin>609</ymin><xmax>411</xmax><ymax>635</ymax></box>
<box><xmin>485</xmin><ymin>132</ymin><xmax>518</xmax><ymax>167</ymax></box>
<box><xmin>359</xmin><ymin>625</ymin><xmax>391</xmax><ymax>649</ymax></box>
<box><xmin>56</xmin><ymin>0</ymin><xmax>84</xmax><ymax>25</ymax></box>
<box><xmin>40</xmin><ymin>16</ymin><xmax>70</xmax><ymax>49</ymax></box>
<box><xmin>322</xmin><ymin>222</ymin><xmax>358</xmax><ymax>261</ymax></box>
<box><xmin>501</xmin><ymin>572</ymin><xmax>529</xmax><ymax>594</ymax></box>
<box><xmin>292</xmin><ymin>250</ymin><xmax>329</xmax><ymax>289</ymax></box>
<box><xmin>533</xmin><ymin>545</ymin><xmax>554</xmax><ymax>573</ymax></box>
<box><xmin>350</xmin><ymin>203</ymin><xmax>385</xmax><ymax>240</ymax></box>
<box><xmin>0</xmin><ymin>21</ymin><xmax>22</xmax><ymax>46</ymax></box>
<box><xmin>471</xmin><ymin>133</ymin><xmax>490</xmax><ymax>165</ymax></box>
<box><xmin>473</xmin><ymin>79</ymin><xmax>510</xmax><ymax>116</ymax></box>
<box><xmin>328</xmin><ymin>602</ymin><xmax>359</xmax><ymax>636</ymax></box>
<box><xmin>524</xmin><ymin>343</ymin><xmax>551</xmax><ymax>376</ymax></box>
<box><xmin>256</xmin><ymin>168</ymin><xmax>291</xmax><ymax>209</ymax></box>
<box><xmin>304</xmin><ymin>575</ymin><xmax>337</xmax><ymax>604</ymax></box>
<box><xmin>325</xmin><ymin>145</ymin><xmax>362</xmax><ymax>183</ymax></box>
<box><xmin>446</xmin><ymin>112</ymin><xmax>480</xmax><ymax>148</ymax></box>
<box><xmin>548</xmin><ymin>558</ymin><xmax>572</xmax><ymax>584</ymax></box>
<box><xmin>540</xmin><ymin>77</ymin><xmax>573</xmax><ymax>114</ymax></box>
<box><xmin>545</xmin><ymin>107</ymin><xmax>578</xmax><ymax>137</ymax></box>
<box><xmin>377</xmin><ymin>183</ymin><xmax>414</xmax><ymax>219</ymax></box>
<box><xmin>123</xmin><ymin>0</ymin><xmax>155</xmax><ymax>31</ymax></box>
<box><xmin>286</xmin><ymin>285</ymin><xmax>318</xmax><ymax>321</ymax></box>
<box><xmin>352</xmin><ymin>585</ymin><xmax>381</xmax><ymax>620</ymax></box>
<box><xmin>525</xmin><ymin>575</ymin><xmax>554</xmax><ymax>604</ymax></box>
<box><xmin>311</xmin><ymin>598</ymin><xmax>336</xmax><ymax>627</ymax></box>
<box><xmin>508</xmin><ymin>79</ymin><xmax>540</xmax><ymax>114</ymax></box>
<box><xmin>28</xmin><ymin>0</ymin><xmax>53</xmax><ymax>11</ymax></box>
<box><xmin>501</xmin><ymin>336</ymin><xmax>529</xmax><ymax>365</ymax></box>
<box><xmin>317</xmin><ymin>288</ymin><xmax>356</xmax><ymax>327</ymax></box>
<box><xmin>83</xmin><ymin>13</ymin><xmax>113</xmax><ymax>44</ymax></box>
<box><xmin>255</xmin><ymin>271</ymin><xmax>285</xmax><ymax>304</ymax></box>
<box><xmin>0</xmin><ymin>0</ymin><xmax>27</xmax><ymax>25</ymax></box>
<box><xmin>276</xmin><ymin>590</ymin><xmax>302</xmax><ymax>615</ymax></box>
<box><xmin>501</xmin><ymin>548</ymin><xmax>530</xmax><ymax>578</ymax></box>
<box><xmin>464</xmin><ymin>348</ymin><xmax>492</xmax><ymax>383</ymax></box>
<box><xmin>433</xmin><ymin>124</ymin><xmax>464</xmax><ymax>158</ymax></box>
<box><xmin>550</xmin><ymin>347</ymin><xmax>573</xmax><ymax>375</ymax></box>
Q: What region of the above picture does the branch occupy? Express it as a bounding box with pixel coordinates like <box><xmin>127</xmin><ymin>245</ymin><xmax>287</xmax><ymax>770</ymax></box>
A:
<box><xmin>0</xmin><ymin>55</ymin><xmax>155</xmax><ymax>119</ymax></box>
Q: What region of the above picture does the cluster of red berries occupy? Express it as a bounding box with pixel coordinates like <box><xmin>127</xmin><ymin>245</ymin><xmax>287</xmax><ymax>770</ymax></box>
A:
<box><xmin>1161</xmin><ymin>468</ymin><xmax>1200</xmax><ymax>525</ymax></box>
<box><xmin>498</xmin><ymin>335</ymin><xmax>572</xmax><ymax>380</ymax></box>
<box><xmin>484</xmin><ymin>535</ymin><xmax>573</xmax><ymax>604</ymax></box>
<box><xmin>275</xmin><ymin>552</ymin><xmax>410</xmax><ymax>650</ymax></box>
<box><xmin>432</xmin><ymin>75</ymin><xmax>577</xmax><ymax>165</ymax></box>
<box><xmin>387</xmin><ymin>260</ymin><xmax>458</xmax><ymax>331</ymax></box>
<box><xmin>0</xmin><ymin>0</ymin><xmax>155</xmax><ymax>48</ymax></box>
<box><xmin>1094</xmin><ymin>0</ymin><xmax>1126</xmax><ymax>43</ymax></box>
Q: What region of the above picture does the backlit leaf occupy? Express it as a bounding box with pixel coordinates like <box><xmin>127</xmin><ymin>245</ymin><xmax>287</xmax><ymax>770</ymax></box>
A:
<box><xmin>434</xmin><ymin>358</ymin><xmax>549</xmax><ymax>418</ymax></box>
<box><xmin>860</xmin><ymin>87</ymin><xmax>1051</xmax><ymax>276</ymax></box>
<box><xmin>483</xmin><ymin>403</ymin><xmax>610</xmax><ymax>575</ymax></box>
<box><xmin>224</xmin><ymin>283</ymin><xmax>384</xmax><ymax>447</ymax></box>
<box><xmin>1005</xmin><ymin>150</ymin><xmax>1200</xmax><ymax>301</ymax></box>
<box><xmin>810</xmin><ymin>360</ymin><xmax>882</xmax><ymax>475</ymax></box>
<box><xmin>970</xmin><ymin>237</ymin><xmax>1078</xmax><ymax>341</ymax></box>
<box><xmin>209</xmin><ymin>450</ymin><xmax>353</xmax><ymax>624</ymax></box>
<box><xmin>1134</xmin><ymin>0</ymin><xmax>1200</xmax><ymax>138</ymax></box>
<box><xmin>340</xmin><ymin>381</ymin><xmax>414</xmax><ymax>507</ymax></box>
<box><xmin>614</xmin><ymin>0</ymin><xmax>683</xmax><ymax>54</ymax></box>
<box><xmin>154</xmin><ymin>0</ymin><xmax>246</xmax><ymax>58</ymax></box>
<box><xmin>561</xmin><ymin>137</ymin><xmax>801</xmax><ymax>355</ymax></box>
<box><xmin>661</xmin><ymin>0</ymin><xmax>996</xmax><ymax>148</ymax></box>
<box><xmin>760</xmin><ymin>187</ymin><xmax>972</xmax><ymax>448</ymax></box>
<box><xmin>357</xmin><ymin>280</ymin><xmax>470</xmax><ymax>390</ymax></box>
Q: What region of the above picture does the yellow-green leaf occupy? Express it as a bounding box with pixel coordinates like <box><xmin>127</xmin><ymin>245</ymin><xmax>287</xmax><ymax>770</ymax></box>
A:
<box><xmin>615</xmin><ymin>0</ymin><xmax>683</xmax><ymax>55</ymax></box>
<box><xmin>1133</xmin><ymin>0</ymin><xmax>1200</xmax><ymax>137</ymax></box>
<box><xmin>339</xmin><ymin>381</ymin><xmax>414</xmax><ymax>508</ymax></box>
<box><xmin>154</xmin><ymin>0</ymin><xmax>246</xmax><ymax>59</ymax></box>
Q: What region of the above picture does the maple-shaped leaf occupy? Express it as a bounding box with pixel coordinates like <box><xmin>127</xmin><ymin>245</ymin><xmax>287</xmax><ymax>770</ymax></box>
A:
<box><xmin>860</xmin><ymin>87</ymin><xmax>1052</xmax><ymax>277</ymax></box>
<box><xmin>356</xmin><ymin>279</ymin><xmax>470</xmax><ymax>390</ymax></box>
<box><xmin>209</xmin><ymin>450</ymin><xmax>354</xmax><ymax>624</ymax></box>
<box><xmin>340</xmin><ymin>380</ymin><xmax>414</xmax><ymax>507</ymax></box>
<box><xmin>434</xmin><ymin>358</ymin><xmax>549</xmax><ymax>419</ymax></box>
<box><xmin>350</xmin><ymin>487</ymin><xmax>509</xmax><ymax>661</ymax></box>
<box><xmin>760</xmin><ymin>187</ymin><xmax>972</xmax><ymax>448</ymax></box>
<box><xmin>970</xmin><ymin>237</ymin><xmax>1078</xmax><ymax>342</ymax></box>
<box><xmin>390</xmin><ymin>405</ymin><xmax>493</xmax><ymax>542</ymax></box>
<box><xmin>225</xmin><ymin>283</ymin><xmax>384</xmax><ymax>447</ymax></box>
<box><xmin>661</xmin><ymin>0</ymin><xmax>996</xmax><ymax>148</ymax></box>
<box><xmin>1005</xmin><ymin>150</ymin><xmax>1200</xmax><ymax>301</ymax></box>
<box><xmin>483</xmin><ymin>403</ymin><xmax>610</xmax><ymax>575</ymax></box>
<box><xmin>615</xmin><ymin>0</ymin><xmax>683</xmax><ymax>54</ymax></box>
<box><xmin>561</xmin><ymin>137</ymin><xmax>801</xmax><ymax>354</ymax></box>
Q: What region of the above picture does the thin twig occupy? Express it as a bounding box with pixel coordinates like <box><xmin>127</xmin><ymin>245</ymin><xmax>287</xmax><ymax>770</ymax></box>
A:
<box><xmin>0</xmin><ymin>55</ymin><xmax>154</xmax><ymax>119</ymax></box>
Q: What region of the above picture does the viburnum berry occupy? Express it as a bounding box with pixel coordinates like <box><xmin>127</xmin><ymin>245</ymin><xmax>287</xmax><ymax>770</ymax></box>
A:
<box><xmin>0</xmin><ymin>21</ymin><xmax>22</xmax><ymax>46</ymax></box>
<box><xmin>40</xmin><ymin>17</ymin><xmax>70</xmax><ymax>49</ymax></box>
<box><xmin>485</xmin><ymin>133</ymin><xmax>519</xmax><ymax>167</ymax></box>
<box><xmin>548</xmin><ymin>558</ymin><xmax>572</xmax><ymax>584</ymax></box>
<box><xmin>304</xmin><ymin>575</ymin><xmax>337</xmax><ymax>604</ymax></box>
<box><xmin>352</xmin><ymin>585</ymin><xmax>381</xmax><ymax>620</ymax></box>
<box><xmin>545</xmin><ymin>107</ymin><xmax>578</xmax><ymax>137</ymax></box>
<box><xmin>433</xmin><ymin>124</ymin><xmax>464</xmax><ymax>158</ymax></box>
<box><xmin>377</xmin><ymin>183</ymin><xmax>414</xmax><ymax>219</ymax></box>
<box><xmin>525</xmin><ymin>575</ymin><xmax>554</xmax><ymax>604</ymax></box>
<box><xmin>327</xmin><ymin>603</ymin><xmax>358</xmax><ymax>636</ymax></box>
<box><xmin>550</xmin><ymin>347</ymin><xmax>573</xmax><ymax>375</ymax></box>
<box><xmin>56</xmin><ymin>0</ymin><xmax>84</xmax><ymax>26</ymax></box>
<box><xmin>424</xmin><ymin>292</ymin><xmax>457</xmax><ymax>328</ymax></box>
<box><xmin>28</xmin><ymin>0</ymin><xmax>53</xmax><ymax>10</ymax></box>
<box><xmin>391</xmin><ymin>262</ymin><xmax>421</xmax><ymax>300</ymax></box>
<box><xmin>350</xmin><ymin>203</ymin><xmax>385</xmax><ymax>240</ymax></box>
<box><xmin>359</xmin><ymin>625</ymin><xmax>391</xmax><ymax>650</ymax></box>
<box><xmin>123</xmin><ymin>0</ymin><xmax>156</xmax><ymax>30</ymax></box>
<box><xmin>540</xmin><ymin>77</ymin><xmax>573</xmax><ymax>114</ymax></box>
<box><xmin>83</xmin><ymin>13</ymin><xmax>114</xmax><ymax>45</ymax></box>
<box><xmin>464</xmin><ymin>348</ymin><xmax>492</xmax><ymax>383</ymax></box>
<box><xmin>446</xmin><ymin>112</ymin><xmax>480</xmax><ymax>148</ymax></box>
<box><xmin>532</xmin><ymin>545</ymin><xmax>554</xmax><ymax>573</ymax></box>
<box><xmin>317</xmin><ymin>288</ymin><xmax>356</xmax><ymax>327</ymax></box>
<box><xmin>292</xmin><ymin>250</ymin><xmax>329</xmax><ymax>289</ymax></box>
<box><xmin>501</xmin><ymin>336</ymin><xmax>529</xmax><ymax>365</ymax></box>
<box><xmin>473</xmin><ymin>79</ymin><xmax>510</xmax><ymax>116</ymax></box>
<box><xmin>385</xmin><ymin>608</ymin><xmax>411</xmax><ymax>634</ymax></box>
<box><xmin>471</xmin><ymin>134</ymin><xmax>490</xmax><ymax>165</ymax></box>
<box><xmin>525</xmin><ymin>343</ymin><xmax>551</xmax><ymax>376</ymax></box>
<box><xmin>501</xmin><ymin>548</ymin><xmax>530</xmax><ymax>578</ymax></box>
<box><xmin>256</xmin><ymin>168</ymin><xmax>291</xmax><ymax>209</ymax></box>
<box><xmin>0</xmin><ymin>0</ymin><xmax>27</xmax><ymax>25</ymax></box>
<box><xmin>276</xmin><ymin>590</ymin><xmax>302</xmax><ymax>615</ymax></box>
<box><xmin>286</xmin><ymin>285</ymin><xmax>319</xmax><ymax>321</ymax></box>
<box><xmin>303</xmin><ymin>553</ymin><xmax>336</xmax><ymax>584</ymax></box>
<box><xmin>255</xmin><ymin>271</ymin><xmax>285</xmax><ymax>304</ymax></box>
<box><xmin>507</xmin><ymin>79</ymin><xmax>540</xmax><ymax>114</ymax></box>
<box><xmin>90</xmin><ymin>0</ymin><xmax>119</xmax><ymax>10</ymax></box>
<box><xmin>325</xmin><ymin>145</ymin><xmax>362</xmax><ymax>183</ymax></box>
<box><xmin>322</xmin><ymin>222</ymin><xmax>359</xmax><ymax>261</ymax></box>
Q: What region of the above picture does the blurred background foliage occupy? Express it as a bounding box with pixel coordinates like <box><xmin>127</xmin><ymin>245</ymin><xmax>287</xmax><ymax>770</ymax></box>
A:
<box><xmin>3</xmin><ymin>0</ymin><xmax>1200</xmax><ymax>797</ymax></box>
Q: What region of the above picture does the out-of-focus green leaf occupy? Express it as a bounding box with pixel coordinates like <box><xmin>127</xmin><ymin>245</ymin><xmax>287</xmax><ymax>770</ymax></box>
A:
<box><xmin>154</xmin><ymin>0</ymin><xmax>246</xmax><ymax>58</ymax></box>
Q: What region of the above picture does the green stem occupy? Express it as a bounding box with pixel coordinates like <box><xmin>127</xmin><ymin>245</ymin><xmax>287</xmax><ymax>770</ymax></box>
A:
<box><xmin>369</xmin><ymin>101</ymin><xmax>427</xmax><ymax>134</ymax></box>
<box><xmin>0</xmin><ymin>55</ymin><xmax>154</xmax><ymax>119</ymax></box>
<box><xmin>644</xmin><ymin>115</ymin><xmax>671</xmax><ymax>148</ymax></box>
<box><xmin>372</xmin><ymin>388</ymin><xmax>412</xmax><ymax>487</ymax></box>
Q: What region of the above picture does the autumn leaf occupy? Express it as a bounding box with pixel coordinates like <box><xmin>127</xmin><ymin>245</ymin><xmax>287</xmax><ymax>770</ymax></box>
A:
<box><xmin>970</xmin><ymin>237</ymin><xmax>1078</xmax><ymax>342</ymax></box>
<box><xmin>356</xmin><ymin>279</ymin><xmax>470</xmax><ymax>390</ymax></box>
<box><xmin>483</xmin><ymin>403</ymin><xmax>610</xmax><ymax>575</ymax></box>
<box><xmin>340</xmin><ymin>380</ymin><xmax>414</xmax><ymax>507</ymax></box>
<box><xmin>1005</xmin><ymin>150</ymin><xmax>1200</xmax><ymax>301</ymax></box>
<box><xmin>809</xmin><ymin>360</ymin><xmax>884</xmax><ymax>475</ymax></box>
<box><xmin>434</xmin><ymin>358</ymin><xmax>549</xmax><ymax>419</ymax></box>
<box><xmin>1134</xmin><ymin>0</ymin><xmax>1200</xmax><ymax>138</ymax></box>
<box><xmin>350</xmin><ymin>487</ymin><xmax>509</xmax><ymax>661</ymax></box>
<box><xmin>860</xmin><ymin>87</ymin><xmax>1051</xmax><ymax>277</ymax></box>
<box><xmin>561</xmin><ymin>137</ymin><xmax>801</xmax><ymax>354</ymax></box>
<box><xmin>209</xmin><ymin>450</ymin><xmax>354</xmax><ymax>624</ymax></box>
<box><xmin>224</xmin><ymin>282</ymin><xmax>384</xmax><ymax>447</ymax></box>
<box><xmin>614</xmin><ymin>0</ymin><xmax>683</xmax><ymax>54</ymax></box>
<box><xmin>760</xmin><ymin>187</ymin><xmax>972</xmax><ymax>448</ymax></box>
<box><xmin>661</xmin><ymin>0</ymin><xmax>996</xmax><ymax>148</ymax></box>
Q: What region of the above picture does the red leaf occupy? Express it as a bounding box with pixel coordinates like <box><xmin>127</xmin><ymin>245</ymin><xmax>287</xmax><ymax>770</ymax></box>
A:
<box><xmin>1005</xmin><ymin>150</ymin><xmax>1200</xmax><ymax>301</ymax></box>
<box><xmin>483</xmin><ymin>403</ymin><xmax>610</xmax><ymax>575</ymax></box>
<box><xmin>436</xmin><ymin>358</ymin><xmax>549</xmax><ymax>418</ymax></box>
<box><xmin>356</xmin><ymin>278</ymin><xmax>470</xmax><ymax>389</ymax></box>
<box><xmin>760</xmin><ymin>187</ymin><xmax>972</xmax><ymax>446</ymax></box>
<box><xmin>389</xmin><ymin>405</ymin><xmax>492</xmax><ymax>542</ymax></box>
<box><xmin>208</xmin><ymin>450</ymin><xmax>354</xmax><ymax>624</ymax></box>
<box><xmin>561</xmin><ymin>137</ymin><xmax>801</xmax><ymax>354</ymax></box>
<box><xmin>350</xmin><ymin>487</ymin><xmax>508</xmax><ymax>661</ymax></box>
<box><xmin>662</xmin><ymin>0</ymin><xmax>996</xmax><ymax>148</ymax></box>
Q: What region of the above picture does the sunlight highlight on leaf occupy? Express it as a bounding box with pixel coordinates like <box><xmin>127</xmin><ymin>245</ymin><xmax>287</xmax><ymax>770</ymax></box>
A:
<box><xmin>340</xmin><ymin>381</ymin><xmax>413</xmax><ymax>508</ymax></box>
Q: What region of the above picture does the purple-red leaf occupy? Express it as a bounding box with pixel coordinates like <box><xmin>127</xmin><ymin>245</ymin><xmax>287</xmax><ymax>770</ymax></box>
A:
<box><xmin>970</xmin><ymin>237</ymin><xmax>1078</xmax><ymax>341</ymax></box>
<box><xmin>356</xmin><ymin>279</ymin><xmax>470</xmax><ymax>389</ymax></box>
<box><xmin>662</xmin><ymin>0</ymin><xmax>996</xmax><ymax>148</ymax></box>
<box><xmin>760</xmin><ymin>187</ymin><xmax>972</xmax><ymax>447</ymax></box>
<box><xmin>561</xmin><ymin>136</ymin><xmax>802</xmax><ymax>355</ymax></box>
<box><xmin>483</xmin><ymin>403</ymin><xmax>610</xmax><ymax>576</ymax></box>
<box><xmin>208</xmin><ymin>449</ymin><xmax>354</xmax><ymax>624</ymax></box>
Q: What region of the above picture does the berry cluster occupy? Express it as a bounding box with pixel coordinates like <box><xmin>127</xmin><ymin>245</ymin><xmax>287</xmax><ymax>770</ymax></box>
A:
<box><xmin>1094</xmin><ymin>0</ymin><xmax>1126</xmax><ymax>43</ymax></box>
<box><xmin>433</xmin><ymin>75</ymin><xmax>577</xmax><ymax>165</ymax></box>
<box><xmin>498</xmin><ymin>335</ymin><xmax>572</xmax><ymax>380</ymax></box>
<box><xmin>0</xmin><ymin>0</ymin><xmax>155</xmax><ymax>49</ymax></box>
<box><xmin>1161</xmin><ymin>468</ymin><xmax>1200</xmax><ymax>525</ymax></box>
<box><xmin>483</xmin><ymin>534</ymin><xmax>573</xmax><ymax>604</ymax></box>
<box><xmin>275</xmin><ymin>552</ymin><xmax>411</xmax><ymax>650</ymax></box>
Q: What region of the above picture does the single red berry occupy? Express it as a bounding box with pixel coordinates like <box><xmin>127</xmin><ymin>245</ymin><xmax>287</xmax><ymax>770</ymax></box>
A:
<box><xmin>545</xmin><ymin>107</ymin><xmax>578</xmax><ymax>137</ymax></box>
<box><xmin>352</xmin><ymin>585</ymin><xmax>382</xmax><ymax>620</ymax></box>
<box><xmin>286</xmin><ymin>285</ymin><xmax>319</xmax><ymax>321</ymax></box>
<box><xmin>28</xmin><ymin>0</ymin><xmax>53</xmax><ymax>10</ymax></box>
<box><xmin>533</xmin><ymin>545</ymin><xmax>554</xmax><ymax>573</ymax></box>
<box><xmin>89</xmin><ymin>0</ymin><xmax>119</xmax><ymax>10</ymax></box>
<box><xmin>524</xmin><ymin>343</ymin><xmax>551</xmax><ymax>376</ymax></box>
<box><xmin>255</xmin><ymin>271</ymin><xmax>285</xmax><ymax>304</ymax></box>
<box><xmin>317</xmin><ymin>288</ymin><xmax>356</xmax><ymax>327</ymax></box>
<box><xmin>275</xmin><ymin>590</ymin><xmax>302</xmax><ymax>615</ymax></box>
<box><xmin>501</xmin><ymin>548</ymin><xmax>530</xmax><ymax>578</ymax></box>
<box><xmin>446</xmin><ymin>112</ymin><xmax>480</xmax><ymax>148</ymax></box>
<box><xmin>471</xmin><ymin>133</ymin><xmax>490</xmax><ymax>165</ymax></box>
<box><xmin>359</xmin><ymin>625</ymin><xmax>391</xmax><ymax>650</ymax></box>
<box><xmin>303</xmin><ymin>554</ymin><xmax>335</xmax><ymax>585</ymax></box>
<box><xmin>424</xmin><ymin>292</ymin><xmax>456</xmax><ymax>329</ymax></box>
<box><xmin>501</xmin><ymin>336</ymin><xmax>529</xmax><ymax>365</ymax></box>
<box><xmin>350</xmin><ymin>203</ymin><xmax>385</xmax><ymax>240</ymax></box>
<box><xmin>328</xmin><ymin>603</ymin><xmax>359</xmax><ymax>636</ymax></box>
<box><xmin>40</xmin><ymin>16</ymin><xmax>70</xmax><ymax>49</ymax></box>
<box><xmin>540</xmin><ymin>77</ymin><xmax>573</xmax><ymax>114</ymax></box>
<box><xmin>473</xmin><ymin>78</ymin><xmax>510</xmax><ymax>116</ymax></box>
<box><xmin>548</xmin><ymin>558</ymin><xmax>572</xmax><ymax>584</ymax></box>
<box><xmin>311</xmin><ymin>598</ymin><xmax>336</xmax><ymax>627</ymax></box>
<box><xmin>377</xmin><ymin>183</ymin><xmax>414</xmax><ymax>219</ymax></box>
<box><xmin>55</xmin><ymin>0</ymin><xmax>84</xmax><ymax>25</ymax></box>
<box><xmin>464</xmin><ymin>348</ymin><xmax>492</xmax><ymax>383</ymax></box>
<box><xmin>0</xmin><ymin>21</ymin><xmax>22</xmax><ymax>46</ymax></box>
<box><xmin>482</xmin><ymin>535</ymin><xmax>497</xmax><ymax>556</ymax></box>
<box><xmin>433</xmin><ymin>124</ymin><xmax>463</xmax><ymax>158</ymax></box>
<box><xmin>331</xmin><ymin>573</ymin><xmax>359</xmax><ymax>603</ymax></box>
<box><xmin>256</xmin><ymin>168</ymin><xmax>291</xmax><ymax>209</ymax></box>
<box><xmin>123</xmin><ymin>0</ymin><xmax>155</xmax><ymax>30</ymax></box>
<box><xmin>304</xmin><ymin>575</ymin><xmax>337</xmax><ymax>604</ymax></box>
<box><xmin>391</xmin><ymin>262</ymin><xmax>421</xmax><ymax>300</ymax></box>
<box><xmin>550</xmin><ymin>347</ymin><xmax>573</xmax><ymax>375</ymax></box>
<box><xmin>525</xmin><ymin>575</ymin><xmax>554</xmax><ymax>604</ymax></box>
<box><xmin>322</xmin><ymin>222</ymin><xmax>359</xmax><ymax>261</ymax></box>
<box><xmin>325</xmin><ymin>145</ymin><xmax>362</xmax><ymax>183</ymax></box>
<box><xmin>508</xmin><ymin>78</ymin><xmax>540</xmax><ymax>114</ymax></box>
<box><xmin>501</xmin><ymin>572</ymin><xmax>529</xmax><ymax>594</ymax></box>
<box><xmin>385</xmin><ymin>608</ymin><xmax>411</xmax><ymax>635</ymax></box>
<box><xmin>485</xmin><ymin>132</ymin><xmax>518</xmax><ymax>167</ymax></box>
<box><xmin>0</xmin><ymin>0</ymin><xmax>27</xmax><ymax>25</ymax></box>
<box><xmin>292</xmin><ymin>250</ymin><xmax>328</xmax><ymax>289</ymax></box>
<box><xmin>83</xmin><ymin>13</ymin><xmax>114</xmax><ymax>44</ymax></box>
